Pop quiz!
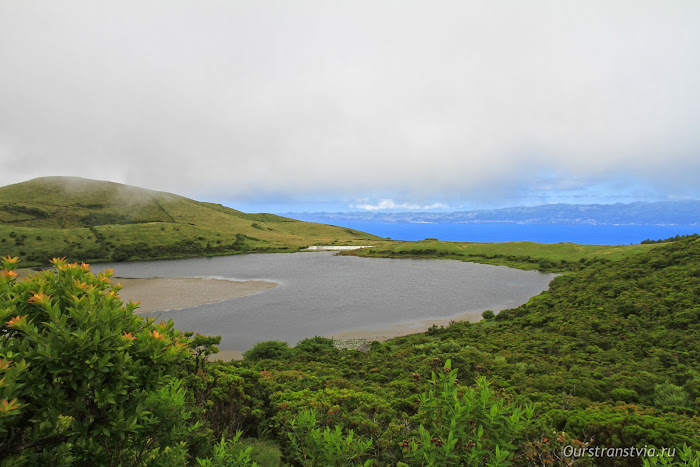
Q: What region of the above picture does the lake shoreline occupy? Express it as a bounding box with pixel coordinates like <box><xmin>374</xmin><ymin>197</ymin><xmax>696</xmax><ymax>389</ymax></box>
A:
<box><xmin>115</xmin><ymin>274</ymin><xmax>489</xmax><ymax>361</ymax></box>
<box><xmin>116</xmin><ymin>276</ymin><xmax>278</xmax><ymax>314</ymax></box>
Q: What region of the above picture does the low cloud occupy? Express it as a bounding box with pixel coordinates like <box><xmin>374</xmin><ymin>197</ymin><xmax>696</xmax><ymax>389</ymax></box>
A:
<box><xmin>352</xmin><ymin>199</ymin><xmax>449</xmax><ymax>211</ymax></box>
<box><xmin>1</xmin><ymin>2</ymin><xmax>699</xmax><ymax>208</ymax></box>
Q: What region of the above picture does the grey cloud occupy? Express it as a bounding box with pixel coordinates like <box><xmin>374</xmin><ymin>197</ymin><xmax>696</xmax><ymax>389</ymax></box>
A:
<box><xmin>1</xmin><ymin>1</ymin><xmax>699</xmax><ymax>206</ymax></box>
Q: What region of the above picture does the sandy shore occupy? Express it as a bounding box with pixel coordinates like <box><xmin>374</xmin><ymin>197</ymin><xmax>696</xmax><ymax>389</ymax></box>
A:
<box><xmin>116</xmin><ymin>277</ymin><xmax>278</xmax><ymax>314</ymax></box>
<box><xmin>330</xmin><ymin>309</ymin><xmax>485</xmax><ymax>343</ymax></box>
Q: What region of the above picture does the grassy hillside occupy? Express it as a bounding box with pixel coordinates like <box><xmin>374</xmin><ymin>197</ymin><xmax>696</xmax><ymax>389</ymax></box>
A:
<box><xmin>341</xmin><ymin>238</ymin><xmax>661</xmax><ymax>272</ymax></box>
<box><xmin>0</xmin><ymin>177</ymin><xmax>384</xmax><ymax>265</ymax></box>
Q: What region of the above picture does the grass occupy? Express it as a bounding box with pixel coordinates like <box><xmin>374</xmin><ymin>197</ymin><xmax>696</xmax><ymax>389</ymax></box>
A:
<box><xmin>0</xmin><ymin>177</ymin><xmax>387</xmax><ymax>265</ymax></box>
<box><xmin>340</xmin><ymin>238</ymin><xmax>663</xmax><ymax>272</ymax></box>
<box><xmin>234</xmin><ymin>439</ymin><xmax>284</xmax><ymax>467</ymax></box>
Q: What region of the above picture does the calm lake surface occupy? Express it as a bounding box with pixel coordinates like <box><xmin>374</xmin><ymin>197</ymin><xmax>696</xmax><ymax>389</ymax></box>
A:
<box><xmin>98</xmin><ymin>252</ymin><xmax>556</xmax><ymax>351</ymax></box>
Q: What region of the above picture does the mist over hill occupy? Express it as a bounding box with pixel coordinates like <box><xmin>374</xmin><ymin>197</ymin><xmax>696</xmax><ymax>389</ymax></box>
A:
<box><xmin>284</xmin><ymin>200</ymin><xmax>700</xmax><ymax>226</ymax></box>
<box><xmin>0</xmin><ymin>177</ymin><xmax>381</xmax><ymax>265</ymax></box>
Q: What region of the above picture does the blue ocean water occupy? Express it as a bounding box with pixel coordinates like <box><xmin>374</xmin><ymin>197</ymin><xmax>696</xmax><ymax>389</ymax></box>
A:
<box><xmin>320</xmin><ymin>221</ymin><xmax>699</xmax><ymax>245</ymax></box>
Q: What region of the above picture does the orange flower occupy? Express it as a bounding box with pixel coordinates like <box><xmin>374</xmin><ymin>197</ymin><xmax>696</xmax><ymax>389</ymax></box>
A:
<box><xmin>6</xmin><ymin>315</ymin><xmax>26</xmax><ymax>327</ymax></box>
<box><xmin>80</xmin><ymin>262</ymin><xmax>91</xmax><ymax>271</ymax></box>
<box><xmin>1</xmin><ymin>270</ymin><xmax>18</xmax><ymax>279</ymax></box>
<box><xmin>1</xmin><ymin>398</ymin><xmax>20</xmax><ymax>413</ymax></box>
<box><xmin>151</xmin><ymin>330</ymin><xmax>163</xmax><ymax>339</ymax></box>
<box><xmin>28</xmin><ymin>292</ymin><xmax>50</xmax><ymax>305</ymax></box>
<box><xmin>122</xmin><ymin>332</ymin><xmax>136</xmax><ymax>341</ymax></box>
<box><xmin>51</xmin><ymin>257</ymin><xmax>68</xmax><ymax>271</ymax></box>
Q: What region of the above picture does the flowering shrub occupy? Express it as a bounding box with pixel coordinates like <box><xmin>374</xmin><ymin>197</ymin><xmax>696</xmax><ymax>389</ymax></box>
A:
<box><xmin>0</xmin><ymin>257</ymin><xmax>191</xmax><ymax>464</ymax></box>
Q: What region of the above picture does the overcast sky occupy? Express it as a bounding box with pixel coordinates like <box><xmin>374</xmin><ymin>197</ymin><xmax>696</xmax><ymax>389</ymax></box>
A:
<box><xmin>1</xmin><ymin>1</ymin><xmax>699</xmax><ymax>212</ymax></box>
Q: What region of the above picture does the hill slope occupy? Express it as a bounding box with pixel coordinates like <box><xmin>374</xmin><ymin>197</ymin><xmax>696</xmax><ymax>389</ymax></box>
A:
<box><xmin>0</xmin><ymin>177</ymin><xmax>382</xmax><ymax>264</ymax></box>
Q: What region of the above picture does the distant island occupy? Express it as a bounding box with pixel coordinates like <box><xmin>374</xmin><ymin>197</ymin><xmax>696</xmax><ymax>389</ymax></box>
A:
<box><xmin>283</xmin><ymin>200</ymin><xmax>700</xmax><ymax>226</ymax></box>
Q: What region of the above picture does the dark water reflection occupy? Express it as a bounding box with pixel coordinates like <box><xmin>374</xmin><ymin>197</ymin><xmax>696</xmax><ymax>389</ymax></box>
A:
<box><xmin>97</xmin><ymin>252</ymin><xmax>556</xmax><ymax>351</ymax></box>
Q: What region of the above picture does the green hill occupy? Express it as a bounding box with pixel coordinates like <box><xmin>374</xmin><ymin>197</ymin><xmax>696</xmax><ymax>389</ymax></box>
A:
<box><xmin>0</xmin><ymin>177</ymin><xmax>383</xmax><ymax>264</ymax></box>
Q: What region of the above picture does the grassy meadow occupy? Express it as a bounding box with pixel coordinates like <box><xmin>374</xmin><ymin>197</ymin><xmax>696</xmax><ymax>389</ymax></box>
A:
<box><xmin>0</xmin><ymin>177</ymin><xmax>385</xmax><ymax>265</ymax></box>
<box><xmin>341</xmin><ymin>238</ymin><xmax>661</xmax><ymax>272</ymax></box>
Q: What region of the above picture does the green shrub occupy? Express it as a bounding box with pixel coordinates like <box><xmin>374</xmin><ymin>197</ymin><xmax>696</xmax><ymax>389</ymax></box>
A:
<box><xmin>653</xmin><ymin>382</ymin><xmax>690</xmax><ymax>409</ymax></box>
<box><xmin>295</xmin><ymin>336</ymin><xmax>337</xmax><ymax>354</ymax></box>
<box><xmin>610</xmin><ymin>387</ymin><xmax>639</xmax><ymax>403</ymax></box>
<box><xmin>243</xmin><ymin>341</ymin><xmax>292</xmax><ymax>361</ymax></box>
<box><xmin>0</xmin><ymin>256</ymin><xmax>192</xmax><ymax>464</ymax></box>
<box><xmin>642</xmin><ymin>444</ymin><xmax>700</xmax><ymax>466</ymax></box>
<box><xmin>196</xmin><ymin>432</ymin><xmax>257</xmax><ymax>466</ymax></box>
<box><xmin>481</xmin><ymin>310</ymin><xmax>496</xmax><ymax>320</ymax></box>
<box><xmin>402</xmin><ymin>360</ymin><xmax>534</xmax><ymax>466</ymax></box>
<box><xmin>286</xmin><ymin>409</ymin><xmax>373</xmax><ymax>466</ymax></box>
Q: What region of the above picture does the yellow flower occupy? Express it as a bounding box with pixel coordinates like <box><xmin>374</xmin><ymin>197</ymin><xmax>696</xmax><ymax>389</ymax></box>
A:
<box><xmin>151</xmin><ymin>330</ymin><xmax>163</xmax><ymax>339</ymax></box>
<box><xmin>2</xmin><ymin>256</ymin><xmax>19</xmax><ymax>265</ymax></box>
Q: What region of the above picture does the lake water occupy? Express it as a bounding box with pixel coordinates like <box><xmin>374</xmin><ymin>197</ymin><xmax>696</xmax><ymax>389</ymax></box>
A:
<box><xmin>296</xmin><ymin>221</ymin><xmax>700</xmax><ymax>245</ymax></box>
<box><xmin>97</xmin><ymin>252</ymin><xmax>556</xmax><ymax>351</ymax></box>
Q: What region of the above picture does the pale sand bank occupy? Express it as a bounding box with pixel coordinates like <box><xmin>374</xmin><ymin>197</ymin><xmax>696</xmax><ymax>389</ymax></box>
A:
<box><xmin>330</xmin><ymin>309</ymin><xmax>485</xmax><ymax>343</ymax></box>
<box><xmin>116</xmin><ymin>277</ymin><xmax>278</xmax><ymax>314</ymax></box>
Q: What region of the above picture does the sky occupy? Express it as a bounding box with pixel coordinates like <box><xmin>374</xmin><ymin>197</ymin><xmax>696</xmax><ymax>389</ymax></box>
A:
<box><xmin>1</xmin><ymin>1</ymin><xmax>699</xmax><ymax>213</ymax></box>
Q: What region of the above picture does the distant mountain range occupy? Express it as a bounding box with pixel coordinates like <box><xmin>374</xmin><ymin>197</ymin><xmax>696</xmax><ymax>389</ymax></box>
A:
<box><xmin>283</xmin><ymin>200</ymin><xmax>700</xmax><ymax>226</ymax></box>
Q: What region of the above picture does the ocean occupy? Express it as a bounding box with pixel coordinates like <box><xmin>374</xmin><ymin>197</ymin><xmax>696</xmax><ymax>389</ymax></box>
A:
<box><xmin>306</xmin><ymin>221</ymin><xmax>700</xmax><ymax>245</ymax></box>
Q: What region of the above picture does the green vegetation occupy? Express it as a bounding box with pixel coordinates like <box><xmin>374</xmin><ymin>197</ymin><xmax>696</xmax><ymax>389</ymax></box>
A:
<box><xmin>341</xmin><ymin>238</ymin><xmax>660</xmax><ymax>272</ymax></box>
<box><xmin>404</xmin><ymin>361</ymin><xmax>533</xmax><ymax>466</ymax></box>
<box><xmin>641</xmin><ymin>233</ymin><xmax>700</xmax><ymax>244</ymax></box>
<box><xmin>0</xmin><ymin>257</ymin><xmax>242</xmax><ymax>465</ymax></box>
<box><xmin>0</xmin><ymin>177</ymin><xmax>385</xmax><ymax>265</ymax></box>
<box><xmin>2</xmin><ymin>178</ymin><xmax>700</xmax><ymax>464</ymax></box>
